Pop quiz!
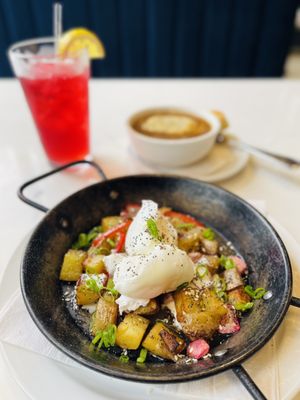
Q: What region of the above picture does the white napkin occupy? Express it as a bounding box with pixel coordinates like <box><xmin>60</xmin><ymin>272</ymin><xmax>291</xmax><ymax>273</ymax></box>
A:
<box><xmin>0</xmin><ymin>201</ymin><xmax>299</xmax><ymax>400</ymax></box>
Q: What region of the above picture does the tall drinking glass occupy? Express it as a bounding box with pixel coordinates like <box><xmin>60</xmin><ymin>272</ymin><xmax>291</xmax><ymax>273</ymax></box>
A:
<box><xmin>8</xmin><ymin>37</ymin><xmax>90</xmax><ymax>165</ymax></box>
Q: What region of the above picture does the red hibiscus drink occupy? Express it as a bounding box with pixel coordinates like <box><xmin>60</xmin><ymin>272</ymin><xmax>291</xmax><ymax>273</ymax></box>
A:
<box><xmin>9</xmin><ymin>38</ymin><xmax>90</xmax><ymax>164</ymax></box>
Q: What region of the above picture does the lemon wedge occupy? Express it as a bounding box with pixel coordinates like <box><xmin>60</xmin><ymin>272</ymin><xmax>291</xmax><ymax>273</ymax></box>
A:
<box><xmin>58</xmin><ymin>28</ymin><xmax>105</xmax><ymax>59</ymax></box>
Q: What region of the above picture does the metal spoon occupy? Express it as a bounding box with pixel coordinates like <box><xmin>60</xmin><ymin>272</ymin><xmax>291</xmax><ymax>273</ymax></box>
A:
<box><xmin>216</xmin><ymin>132</ymin><xmax>300</xmax><ymax>168</ymax></box>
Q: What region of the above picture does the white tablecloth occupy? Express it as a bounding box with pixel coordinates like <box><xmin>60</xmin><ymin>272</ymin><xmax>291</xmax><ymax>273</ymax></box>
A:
<box><xmin>1</xmin><ymin>78</ymin><xmax>300</xmax><ymax>399</ymax></box>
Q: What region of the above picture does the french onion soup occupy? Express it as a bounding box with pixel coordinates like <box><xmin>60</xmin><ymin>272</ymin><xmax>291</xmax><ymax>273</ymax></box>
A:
<box><xmin>132</xmin><ymin>109</ymin><xmax>211</xmax><ymax>139</ymax></box>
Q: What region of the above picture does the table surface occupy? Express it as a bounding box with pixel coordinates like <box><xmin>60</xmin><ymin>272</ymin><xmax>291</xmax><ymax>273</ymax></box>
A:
<box><xmin>1</xmin><ymin>78</ymin><xmax>300</xmax><ymax>399</ymax></box>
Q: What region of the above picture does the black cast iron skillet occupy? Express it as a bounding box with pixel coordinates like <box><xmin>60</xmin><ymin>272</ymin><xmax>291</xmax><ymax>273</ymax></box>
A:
<box><xmin>18</xmin><ymin>160</ymin><xmax>300</xmax><ymax>400</ymax></box>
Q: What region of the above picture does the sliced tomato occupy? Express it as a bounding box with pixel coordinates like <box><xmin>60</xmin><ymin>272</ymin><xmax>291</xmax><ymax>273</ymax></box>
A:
<box><xmin>91</xmin><ymin>220</ymin><xmax>131</xmax><ymax>248</ymax></box>
<box><xmin>163</xmin><ymin>210</ymin><xmax>204</xmax><ymax>227</ymax></box>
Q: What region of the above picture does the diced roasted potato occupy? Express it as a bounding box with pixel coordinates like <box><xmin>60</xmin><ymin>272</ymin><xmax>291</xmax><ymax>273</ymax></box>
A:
<box><xmin>101</xmin><ymin>216</ymin><xmax>124</xmax><ymax>232</ymax></box>
<box><xmin>192</xmin><ymin>272</ymin><xmax>214</xmax><ymax>290</ymax></box>
<box><xmin>201</xmin><ymin>238</ymin><xmax>218</xmax><ymax>255</ymax></box>
<box><xmin>178</xmin><ymin>227</ymin><xmax>203</xmax><ymax>252</ymax></box>
<box><xmin>197</xmin><ymin>255</ymin><xmax>220</xmax><ymax>273</ymax></box>
<box><xmin>90</xmin><ymin>292</ymin><xmax>118</xmax><ymax>335</ymax></box>
<box><xmin>228</xmin><ymin>287</ymin><xmax>251</xmax><ymax>307</ymax></box>
<box><xmin>76</xmin><ymin>273</ymin><xmax>107</xmax><ymax>305</ymax></box>
<box><xmin>116</xmin><ymin>313</ymin><xmax>149</xmax><ymax>350</ymax></box>
<box><xmin>174</xmin><ymin>286</ymin><xmax>227</xmax><ymax>341</ymax></box>
<box><xmin>83</xmin><ymin>254</ymin><xmax>106</xmax><ymax>274</ymax></box>
<box><xmin>133</xmin><ymin>299</ymin><xmax>160</xmax><ymax>316</ymax></box>
<box><xmin>59</xmin><ymin>249</ymin><xmax>86</xmax><ymax>281</ymax></box>
<box><xmin>142</xmin><ymin>322</ymin><xmax>185</xmax><ymax>361</ymax></box>
<box><xmin>224</xmin><ymin>268</ymin><xmax>243</xmax><ymax>291</ymax></box>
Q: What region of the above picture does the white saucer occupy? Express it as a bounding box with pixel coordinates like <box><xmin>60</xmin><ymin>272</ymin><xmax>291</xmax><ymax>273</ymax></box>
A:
<box><xmin>131</xmin><ymin>144</ymin><xmax>249</xmax><ymax>183</ymax></box>
<box><xmin>1</xmin><ymin>220</ymin><xmax>300</xmax><ymax>400</ymax></box>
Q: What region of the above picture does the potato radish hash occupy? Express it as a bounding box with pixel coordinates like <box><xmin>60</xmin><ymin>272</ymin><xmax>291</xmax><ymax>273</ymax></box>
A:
<box><xmin>60</xmin><ymin>200</ymin><xmax>267</xmax><ymax>363</ymax></box>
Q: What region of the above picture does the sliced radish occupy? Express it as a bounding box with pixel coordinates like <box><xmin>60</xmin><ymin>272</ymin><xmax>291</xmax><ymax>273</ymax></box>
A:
<box><xmin>187</xmin><ymin>339</ymin><xmax>210</xmax><ymax>359</ymax></box>
<box><xmin>219</xmin><ymin>305</ymin><xmax>240</xmax><ymax>334</ymax></box>
<box><xmin>229</xmin><ymin>255</ymin><xmax>247</xmax><ymax>275</ymax></box>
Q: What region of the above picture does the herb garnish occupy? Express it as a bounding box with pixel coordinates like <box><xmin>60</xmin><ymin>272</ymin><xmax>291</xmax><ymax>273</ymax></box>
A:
<box><xmin>220</xmin><ymin>255</ymin><xmax>235</xmax><ymax>270</ymax></box>
<box><xmin>146</xmin><ymin>218</ymin><xmax>161</xmax><ymax>240</ymax></box>
<box><xmin>72</xmin><ymin>226</ymin><xmax>103</xmax><ymax>250</ymax></box>
<box><xmin>92</xmin><ymin>324</ymin><xmax>117</xmax><ymax>349</ymax></box>
<box><xmin>216</xmin><ymin>291</ymin><xmax>228</xmax><ymax>302</ymax></box>
<box><xmin>136</xmin><ymin>348</ymin><xmax>147</xmax><ymax>364</ymax></box>
<box><xmin>86</xmin><ymin>276</ymin><xmax>102</xmax><ymax>293</ymax></box>
<box><xmin>202</xmin><ymin>227</ymin><xmax>215</xmax><ymax>241</ymax></box>
<box><xmin>234</xmin><ymin>302</ymin><xmax>254</xmax><ymax>312</ymax></box>
<box><xmin>85</xmin><ymin>276</ymin><xmax>119</xmax><ymax>297</ymax></box>
<box><xmin>213</xmin><ymin>275</ymin><xmax>227</xmax><ymax>292</ymax></box>
<box><xmin>106</xmin><ymin>278</ymin><xmax>119</xmax><ymax>297</ymax></box>
<box><xmin>213</xmin><ymin>275</ymin><xmax>227</xmax><ymax>301</ymax></box>
<box><xmin>244</xmin><ymin>285</ymin><xmax>267</xmax><ymax>300</ymax></box>
<box><xmin>119</xmin><ymin>354</ymin><xmax>129</xmax><ymax>363</ymax></box>
<box><xmin>197</xmin><ymin>265</ymin><xmax>208</xmax><ymax>278</ymax></box>
<box><xmin>107</xmin><ymin>238</ymin><xmax>116</xmax><ymax>248</ymax></box>
<box><xmin>93</xmin><ymin>246</ymin><xmax>110</xmax><ymax>256</ymax></box>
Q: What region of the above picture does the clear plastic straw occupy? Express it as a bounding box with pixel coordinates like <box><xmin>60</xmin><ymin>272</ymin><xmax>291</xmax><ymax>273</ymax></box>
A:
<box><xmin>53</xmin><ymin>2</ymin><xmax>63</xmax><ymax>54</ymax></box>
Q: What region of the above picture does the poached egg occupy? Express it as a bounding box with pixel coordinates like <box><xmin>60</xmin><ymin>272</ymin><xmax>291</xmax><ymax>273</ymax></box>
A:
<box><xmin>104</xmin><ymin>200</ymin><xmax>194</xmax><ymax>312</ymax></box>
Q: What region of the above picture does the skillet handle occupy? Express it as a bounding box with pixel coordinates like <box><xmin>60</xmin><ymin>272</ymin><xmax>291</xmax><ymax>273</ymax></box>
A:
<box><xmin>232</xmin><ymin>365</ymin><xmax>267</xmax><ymax>400</ymax></box>
<box><xmin>290</xmin><ymin>296</ymin><xmax>300</xmax><ymax>308</ymax></box>
<box><xmin>18</xmin><ymin>160</ymin><xmax>107</xmax><ymax>213</ymax></box>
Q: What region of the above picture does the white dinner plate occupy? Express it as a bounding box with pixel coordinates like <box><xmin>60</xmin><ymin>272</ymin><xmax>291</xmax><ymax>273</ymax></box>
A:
<box><xmin>0</xmin><ymin>218</ymin><xmax>300</xmax><ymax>400</ymax></box>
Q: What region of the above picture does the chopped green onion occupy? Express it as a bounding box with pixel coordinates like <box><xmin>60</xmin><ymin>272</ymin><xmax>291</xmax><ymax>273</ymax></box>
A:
<box><xmin>221</xmin><ymin>278</ymin><xmax>227</xmax><ymax>291</ymax></box>
<box><xmin>176</xmin><ymin>282</ymin><xmax>188</xmax><ymax>291</ymax></box>
<box><xmin>72</xmin><ymin>226</ymin><xmax>103</xmax><ymax>249</ymax></box>
<box><xmin>119</xmin><ymin>354</ymin><xmax>129</xmax><ymax>363</ymax></box>
<box><xmin>92</xmin><ymin>325</ymin><xmax>116</xmax><ymax>349</ymax></box>
<box><xmin>213</xmin><ymin>275</ymin><xmax>227</xmax><ymax>300</ymax></box>
<box><xmin>220</xmin><ymin>255</ymin><xmax>235</xmax><ymax>270</ymax></box>
<box><xmin>94</xmin><ymin>246</ymin><xmax>110</xmax><ymax>256</ymax></box>
<box><xmin>136</xmin><ymin>348</ymin><xmax>147</xmax><ymax>364</ymax></box>
<box><xmin>202</xmin><ymin>227</ymin><xmax>215</xmax><ymax>241</ymax></box>
<box><xmin>197</xmin><ymin>265</ymin><xmax>208</xmax><ymax>278</ymax></box>
<box><xmin>146</xmin><ymin>218</ymin><xmax>161</xmax><ymax>240</ymax></box>
<box><xmin>102</xmin><ymin>324</ymin><xmax>117</xmax><ymax>348</ymax></box>
<box><xmin>87</xmin><ymin>226</ymin><xmax>103</xmax><ymax>242</ymax></box>
<box><xmin>106</xmin><ymin>278</ymin><xmax>119</xmax><ymax>297</ymax></box>
<box><xmin>107</xmin><ymin>238</ymin><xmax>116</xmax><ymax>248</ymax></box>
<box><xmin>214</xmin><ymin>278</ymin><xmax>221</xmax><ymax>289</ymax></box>
<box><xmin>92</xmin><ymin>331</ymin><xmax>103</xmax><ymax>345</ymax></box>
<box><xmin>85</xmin><ymin>277</ymin><xmax>103</xmax><ymax>293</ymax></box>
<box><xmin>234</xmin><ymin>302</ymin><xmax>254</xmax><ymax>312</ymax></box>
<box><xmin>107</xmin><ymin>278</ymin><xmax>115</xmax><ymax>290</ymax></box>
<box><xmin>176</xmin><ymin>222</ymin><xmax>196</xmax><ymax>230</ymax></box>
<box><xmin>97</xmin><ymin>336</ymin><xmax>104</xmax><ymax>349</ymax></box>
<box><xmin>253</xmin><ymin>287</ymin><xmax>267</xmax><ymax>299</ymax></box>
<box><xmin>216</xmin><ymin>291</ymin><xmax>228</xmax><ymax>302</ymax></box>
<box><xmin>72</xmin><ymin>233</ymin><xmax>89</xmax><ymax>250</ymax></box>
<box><xmin>244</xmin><ymin>285</ymin><xmax>267</xmax><ymax>300</ymax></box>
<box><xmin>86</xmin><ymin>276</ymin><xmax>119</xmax><ymax>297</ymax></box>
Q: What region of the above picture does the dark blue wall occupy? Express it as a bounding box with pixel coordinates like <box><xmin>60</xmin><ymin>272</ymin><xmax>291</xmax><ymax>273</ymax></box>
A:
<box><xmin>1</xmin><ymin>0</ymin><xmax>297</xmax><ymax>77</ymax></box>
